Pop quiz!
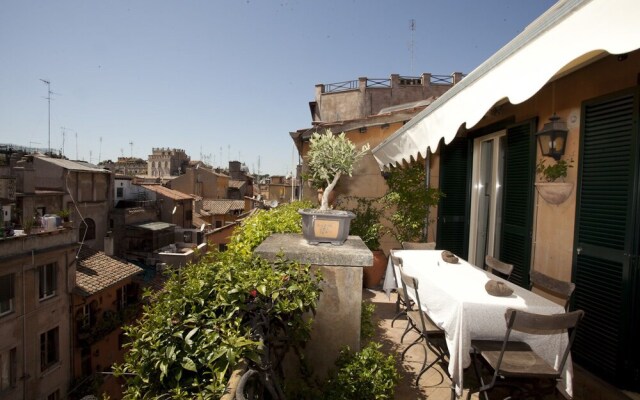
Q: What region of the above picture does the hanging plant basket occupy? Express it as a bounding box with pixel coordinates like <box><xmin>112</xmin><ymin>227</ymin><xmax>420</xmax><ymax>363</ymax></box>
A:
<box><xmin>535</xmin><ymin>182</ymin><xmax>574</xmax><ymax>205</ymax></box>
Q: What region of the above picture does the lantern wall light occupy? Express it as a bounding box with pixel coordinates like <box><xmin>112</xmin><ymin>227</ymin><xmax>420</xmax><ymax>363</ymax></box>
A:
<box><xmin>536</xmin><ymin>114</ymin><xmax>568</xmax><ymax>161</ymax></box>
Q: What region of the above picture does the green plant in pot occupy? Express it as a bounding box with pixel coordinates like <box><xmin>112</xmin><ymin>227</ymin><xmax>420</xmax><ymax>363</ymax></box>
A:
<box><xmin>382</xmin><ymin>162</ymin><xmax>443</xmax><ymax>244</ymax></box>
<box><xmin>536</xmin><ymin>158</ymin><xmax>573</xmax><ymax>182</ymax></box>
<box><xmin>56</xmin><ymin>208</ymin><xmax>71</xmax><ymax>222</ymax></box>
<box><xmin>299</xmin><ymin>129</ymin><xmax>369</xmax><ymax>245</ymax></box>
<box><xmin>347</xmin><ymin>197</ymin><xmax>389</xmax><ymax>288</ymax></box>
<box><xmin>535</xmin><ymin>157</ymin><xmax>575</xmax><ymax>204</ymax></box>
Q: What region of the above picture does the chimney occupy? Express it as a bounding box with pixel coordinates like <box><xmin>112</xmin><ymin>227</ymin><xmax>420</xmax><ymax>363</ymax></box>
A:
<box><xmin>104</xmin><ymin>231</ymin><xmax>114</xmax><ymax>256</ymax></box>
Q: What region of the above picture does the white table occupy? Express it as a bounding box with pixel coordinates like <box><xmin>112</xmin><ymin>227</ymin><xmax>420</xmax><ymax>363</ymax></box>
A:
<box><xmin>383</xmin><ymin>250</ymin><xmax>572</xmax><ymax>398</ymax></box>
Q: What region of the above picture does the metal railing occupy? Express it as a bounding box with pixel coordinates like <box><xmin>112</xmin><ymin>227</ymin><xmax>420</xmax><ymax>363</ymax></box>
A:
<box><xmin>323</xmin><ymin>74</ymin><xmax>461</xmax><ymax>93</ymax></box>
<box><xmin>366</xmin><ymin>79</ymin><xmax>391</xmax><ymax>88</ymax></box>
<box><xmin>430</xmin><ymin>74</ymin><xmax>455</xmax><ymax>85</ymax></box>
<box><xmin>325</xmin><ymin>80</ymin><xmax>358</xmax><ymax>93</ymax></box>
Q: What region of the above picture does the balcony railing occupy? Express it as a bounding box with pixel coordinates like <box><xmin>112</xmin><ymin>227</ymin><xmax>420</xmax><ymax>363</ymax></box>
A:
<box><xmin>325</xmin><ymin>80</ymin><xmax>359</xmax><ymax>93</ymax></box>
<box><xmin>323</xmin><ymin>74</ymin><xmax>460</xmax><ymax>93</ymax></box>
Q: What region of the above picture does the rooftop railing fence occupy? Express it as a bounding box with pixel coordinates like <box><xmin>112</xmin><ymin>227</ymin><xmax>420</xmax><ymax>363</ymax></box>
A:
<box><xmin>324</xmin><ymin>74</ymin><xmax>460</xmax><ymax>93</ymax></box>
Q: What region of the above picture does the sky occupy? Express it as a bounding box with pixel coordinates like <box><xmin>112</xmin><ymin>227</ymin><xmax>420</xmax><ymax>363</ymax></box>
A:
<box><xmin>0</xmin><ymin>0</ymin><xmax>557</xmax><ymax>176</ymax></box>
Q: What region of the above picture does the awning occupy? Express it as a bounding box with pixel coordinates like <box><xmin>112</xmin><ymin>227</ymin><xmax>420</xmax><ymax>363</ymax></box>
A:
<box><xmin>372</xmin><ymin>0</ymin><xmax>640</xmax><ymax>169</ymax></box>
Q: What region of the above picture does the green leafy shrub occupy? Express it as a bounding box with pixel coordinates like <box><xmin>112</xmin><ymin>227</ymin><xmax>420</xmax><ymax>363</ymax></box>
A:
<box><xmin>227</xmin><ymin>200</ymin><xmax>312</xmax><ymax>260</ymax></box>
<box><xmin>346</xmin><ymin>197</ymin><xmax>386</xmax><ymax>251</ymax></box>
<box><xmin>324</xmin><ymin>342</ymin><xmax>399</xmax><ymax>400</ymax></box>
<box><xmin>360</xmin><ymin>301</ymin><xmax>376</xmax><ymax>342</ymax></box>
<box><xmin>114</xmin><ymin>200</ymin><xmax>322</xmax><ymax>399</ymax></box>
<box><xmin>383</xmin><ymin>162</ymin><xmax>443</xmax><ymax>243</ymax></box>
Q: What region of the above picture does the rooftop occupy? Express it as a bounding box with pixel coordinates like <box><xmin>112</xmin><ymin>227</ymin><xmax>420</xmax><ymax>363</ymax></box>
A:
<box><xmin>202</xmin><ymin>199</ymin><xmax>245</xmax><ymax>215</ymax></box>
<box><xmin>75</xmin><ymin>247</ymin><xmax>144</xmax><ymax>296</ymax></box>
<box><xmin>36</xmin><ymin>155</ymin><xmax>110</xmax><ymax>173</ymax></box>
<box><xmin>140</xmin><ymin>184</ymin><xmax>193</xmax><ymax>201</ymax></box>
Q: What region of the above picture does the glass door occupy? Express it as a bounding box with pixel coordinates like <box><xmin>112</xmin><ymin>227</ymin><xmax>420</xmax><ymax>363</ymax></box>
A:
<box><xmin>469</xmin><ymin>131</ymin><xmax>506</xmax><ymax>266</ymax></box>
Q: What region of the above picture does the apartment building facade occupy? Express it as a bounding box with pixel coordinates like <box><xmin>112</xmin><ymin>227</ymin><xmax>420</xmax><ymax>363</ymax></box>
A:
<box><xmin>0</xmin><ymin>228</ymin><xmax>78</xmax><ymax>400</ymax></box>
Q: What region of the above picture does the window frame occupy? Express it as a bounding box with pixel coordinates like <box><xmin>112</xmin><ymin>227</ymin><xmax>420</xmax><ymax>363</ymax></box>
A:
<box><xmin>38</xmin><ymin>263</ymin><xmax>57</xmax><ymax>301</ymax></box>
<box><xmin>0</xmin><ymin>347</ymin><xmax>17</xmax><ymax>391</ymax></box>
<box><xmin>0</xmin><ymin>274</ymin><xmax>15</xmax><ymax>316</ymax></box>
<box><xmin>40</xmin><ymin>327</ymin><xmax>59</xmax><ymax>372</ymax></box>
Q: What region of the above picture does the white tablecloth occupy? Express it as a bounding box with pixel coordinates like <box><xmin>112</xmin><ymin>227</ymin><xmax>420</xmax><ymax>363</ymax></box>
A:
<box><xmin>383</xmin><ymin>250</ymin><xmax>572</xmax><ymax>398</ymax></box>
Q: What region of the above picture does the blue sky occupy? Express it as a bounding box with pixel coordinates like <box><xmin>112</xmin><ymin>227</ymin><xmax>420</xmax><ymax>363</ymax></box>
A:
<box><xmin>0</xmin><ymin>0</ymin><xmax>555</xmax><ymax>175</ymax></box>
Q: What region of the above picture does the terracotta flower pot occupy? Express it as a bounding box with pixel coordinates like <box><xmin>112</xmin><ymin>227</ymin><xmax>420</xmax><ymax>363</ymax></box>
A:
<box><xmin>363</xmin><ymin>249</ymin><xmax>387</xmax><ymax>288</ymax></box>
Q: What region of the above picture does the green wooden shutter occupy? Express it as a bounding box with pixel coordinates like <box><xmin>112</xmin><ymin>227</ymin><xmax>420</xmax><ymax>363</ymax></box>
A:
<box><xmin>437</xmin><ymin>137</ymin><xmax>470</xmax><ymax>259</ymax></box>
<box><xmin>500</xmin><ymin>120</ymin><xmax>536</xmax><ymax>288</ymax></box>
<box><xmin>573</xmin><ymin>90</ymin><xmax>638</xmax><ymax>387</ymax></box>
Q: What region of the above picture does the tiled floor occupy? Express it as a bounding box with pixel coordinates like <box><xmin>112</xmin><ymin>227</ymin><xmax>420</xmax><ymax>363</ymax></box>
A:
<box><xmin>365</xmin><ymin>288</ymin><xmax>636</xmax><ymax>400</ymax></box>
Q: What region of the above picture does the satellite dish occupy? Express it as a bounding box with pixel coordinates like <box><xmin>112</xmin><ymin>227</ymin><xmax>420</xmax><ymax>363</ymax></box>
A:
<box><xmin>269</xmin><ymin>200</ymin><xmax>279</xmax><ymax>208</ymax></box>
<box><xmin>200</xmin><ymin>223</ymin><xmax>205</xmax><ymax>231</ymax></box>
<box><xmin>172</xmin><ymin>206</ymin><xmax>177</xmax><ymax>214</ymax></box>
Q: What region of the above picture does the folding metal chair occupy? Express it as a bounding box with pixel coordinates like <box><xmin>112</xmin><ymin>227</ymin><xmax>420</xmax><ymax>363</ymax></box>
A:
<box><xmin>485</xmin><ymin>255</ymin><xmax>514</xmax><ymax>281</ymax></box>
<box><xmin>390</xmin><ymin>253</ymin><xmax>410</xmax><ymax>328</ymax></box>
<box><xmin>402</xmin><ymin>241</ymin><xmax>436</xmax><ymax>250</ymax></box>
<box><xmin>529</xmin><ymin>270</ymin><xmax>576</xmax><ymax>311</ymax></box>
<box><xmin>468</xmin><ymin>308</ymin><xmax>584</xmax><ymax>400</ymax></box>
<box><xmin>399</xmin><ymin>270</ymin><xmax>450</xmax><ymax>387</ymax></box>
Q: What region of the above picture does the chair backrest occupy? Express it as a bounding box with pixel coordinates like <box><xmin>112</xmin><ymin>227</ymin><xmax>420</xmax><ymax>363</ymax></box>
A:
<box><xmin>390</xmin><ymin>252</ymin><xmax>403</xmax><ymax>279</ymax></box>
<box><xmin>500</xmin><ymin>308</ymin><xmax>584</xmax><ymax>376</ymax></box>
<box><xmin>399</xmin><ymin>270</ymin><xmax>430</xmax><ymax>332</ymax></box>
<box><xmin>402</xmin><ymin>241</ymin><xmax>436</xmax><ymax>250</ymax></box>
<box><xmin>529</xmin><ymin>270</ymin><xmax>576</xmax><ymax>311</ymax></box>
<box><xmin>485</xmin><ymin>255</ymin><xmax>514</xmax><ymax>281</ymax></box>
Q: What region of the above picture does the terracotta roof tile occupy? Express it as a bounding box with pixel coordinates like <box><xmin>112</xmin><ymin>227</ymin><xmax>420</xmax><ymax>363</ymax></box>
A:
<box><xmin>140</xmin><ymin>184</ymin><xmax>193</xmax><ymax>201</ymax></box>
<box><xmin>75</xmin><ymin>247</ymin><xmax>144</xmax><ymax>297</ymax></box>
<box><xmin>202</xmin><ymin>199</ymin><xmax>245</xmax><ymax>215</ymax></box>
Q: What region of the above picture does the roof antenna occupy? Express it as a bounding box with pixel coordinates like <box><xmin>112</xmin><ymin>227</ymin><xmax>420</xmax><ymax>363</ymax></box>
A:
<box><xmin>409</xmin><ymin>19</ymin><xmax>416</xmax><ymax>75</ymax></box>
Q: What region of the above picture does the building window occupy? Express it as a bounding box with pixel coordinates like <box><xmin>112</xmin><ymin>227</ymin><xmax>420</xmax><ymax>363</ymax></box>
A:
<box><xmin>80</xmin><ymin>304</ymin><xmax>91</xmax><ymax>329</ymax></box>
<box><xmin>0</xmin><ymin>274</ymin><xmax>14</xmax><ymax>316</ymax></box>
<box><xmin>117</xmin><ymin>283</ymin><xmax>139</xmax><ymax>312</ymax></box>
<box><xmin>38</xmin><ymin>263</ymin><xmax>57</xmax><ymax>301</ymax></box>
<box><xmin>40</xmin><ymin>327</ymin><xmax>59</xmax><ymax>371</ymax></box>
<box><xmin>116</xmin><ymin>187</ymin><xmax>124</xmax><ymax>198</ymax></box>
<box><xmin>0</xmin><ymin>348</ymin><xmax>16</xmax><ymax>391</ymax></box>
<box><xmin>79</xmin><ymin>218</ymin><xmax>96</xmax><ymax>241</ymax></box>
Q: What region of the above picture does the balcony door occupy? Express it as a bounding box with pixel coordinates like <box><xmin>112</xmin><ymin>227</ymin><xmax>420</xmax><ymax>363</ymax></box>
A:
<box><xmin>469</xmin><ymin>132</ymin><xmax>506</xmax><ymax>266</ymax></box>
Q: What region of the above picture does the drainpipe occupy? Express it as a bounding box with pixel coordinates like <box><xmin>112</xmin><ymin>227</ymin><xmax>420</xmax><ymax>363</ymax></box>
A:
<box><xmin>424</xmin><ymin>152</ymin><xmax>431</xmax><ymax>242</ymax></box>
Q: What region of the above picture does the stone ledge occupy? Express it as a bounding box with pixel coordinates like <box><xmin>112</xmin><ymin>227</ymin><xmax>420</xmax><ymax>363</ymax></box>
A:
<box><xmin>254</xmin><ymin>233</ymin><xmax>372</xmax><ymax>267</ymax></box>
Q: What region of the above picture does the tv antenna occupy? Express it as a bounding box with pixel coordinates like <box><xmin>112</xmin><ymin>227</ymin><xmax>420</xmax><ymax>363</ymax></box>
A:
<box><xmin>129</xmin><ymin>141</ymin><xmax>133</xmax><ymax>158</ymax></box>
<box><xmin>39</xmin><ymin>79</ymin><xmax>53</xmax><ymax>154</ymax></box>
<box><xmin>409</xmin><ymin>19</ymin><xmax>416</xmax><ymax>75</ymax></box>
<box><xmin>98</xmin><ymin>137</ymin><xmax>102</xmax><ymax>163</ymax></box>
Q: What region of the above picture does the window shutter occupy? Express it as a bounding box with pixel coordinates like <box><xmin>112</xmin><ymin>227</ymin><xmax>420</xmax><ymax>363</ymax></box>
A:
<box><xmin>437</xmin><ymin>137</ymin><xmax>470</xmax><ymax>259</ymax></box>
<box><xmin>500</xmin><ymin>119</ymin><xmax>536</xmax><ymax>288</ymax></box>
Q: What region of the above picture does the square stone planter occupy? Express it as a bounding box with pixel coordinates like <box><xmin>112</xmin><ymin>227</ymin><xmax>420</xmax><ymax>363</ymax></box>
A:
<box><xmin>298</xmin><ymin>209</ymin><xmax>355</xmax><ymax>245</ymax></box>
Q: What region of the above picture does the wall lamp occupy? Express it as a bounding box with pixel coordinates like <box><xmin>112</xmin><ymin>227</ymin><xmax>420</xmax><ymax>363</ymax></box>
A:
<box><xmin>536</xmin><ymin>114</ymin><xmax>568</xmax><ymax>160</ymax></box>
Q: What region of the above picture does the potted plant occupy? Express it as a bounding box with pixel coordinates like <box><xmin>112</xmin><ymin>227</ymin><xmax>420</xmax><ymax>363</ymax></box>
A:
<box><xmin>57</xmin><ymin>208</ymin><xmax>71</xmax><ymax>222</ymax></box>
<box><xmin>299</xmin><ymin>129</ymin><xmax>369</xmax><ymax>245</ymax></box>
<box><xmin>535</xmin><ymin>158</ymin><xmax>574</xmax><ymax>204</ymax></box>
<box><xmin>382</xmin><ymin>162</ymin><xmax>443</xmax><ymax>244</ymax></box>
<box><xmin>347</xmin><ymin>197</ymin><xmax>388</xmax><ymax>288</ymax></box>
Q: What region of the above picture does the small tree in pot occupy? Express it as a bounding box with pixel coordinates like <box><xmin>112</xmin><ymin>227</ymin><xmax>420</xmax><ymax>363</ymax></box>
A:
<box><xmin>299</xmin><ymin>130</ymin><xmax>369</xmax><ymax>245</ymax></box>
<box><xmin>307</xmin><ymin>130</ymin><xmax>369</xmax><ymax>211</ymax></box>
